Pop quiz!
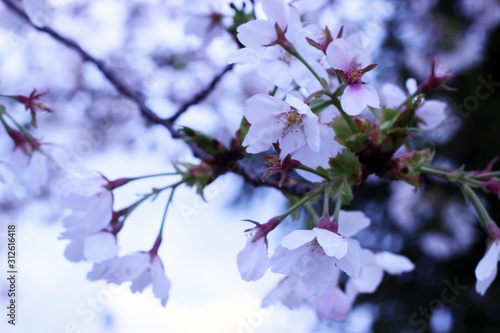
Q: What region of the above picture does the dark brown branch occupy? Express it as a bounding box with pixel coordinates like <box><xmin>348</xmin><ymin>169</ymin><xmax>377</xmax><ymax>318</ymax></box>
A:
<box><xmin>2</xmin><ymin>0</ymin><xmax>315</xmax><ymax>197</ymax></box>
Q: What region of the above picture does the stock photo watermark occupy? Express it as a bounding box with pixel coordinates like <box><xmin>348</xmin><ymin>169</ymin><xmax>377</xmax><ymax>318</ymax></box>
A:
<box><xmin>401</xmin><ymin>277</ymin><xmax>467</xmax><ymax>333</ymax></box>
<box><xmin>455</xmin><ymin>74</ymin><xmax>500</xmax><ymax>119</ymax></box>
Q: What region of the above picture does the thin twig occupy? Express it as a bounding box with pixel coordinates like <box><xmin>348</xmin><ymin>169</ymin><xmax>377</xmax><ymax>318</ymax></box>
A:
<box><xmin>2</xmin><ymin>0</ymin><xmax>316</xmax><ymax>197</ymax></box>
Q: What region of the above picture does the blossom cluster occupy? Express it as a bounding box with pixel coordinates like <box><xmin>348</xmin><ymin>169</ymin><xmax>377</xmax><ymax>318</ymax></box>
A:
<box><xmin>2</xmin><ymin>0</ymin><xmax>500</xmax><ymax>327</ymax></box>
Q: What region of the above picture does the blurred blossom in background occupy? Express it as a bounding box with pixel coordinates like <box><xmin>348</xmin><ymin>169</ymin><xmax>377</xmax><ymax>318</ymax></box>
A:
<box><xmin>0</xmin><ymin>0</ymin><xmax>500</xmax><ymax>332</ymax></box>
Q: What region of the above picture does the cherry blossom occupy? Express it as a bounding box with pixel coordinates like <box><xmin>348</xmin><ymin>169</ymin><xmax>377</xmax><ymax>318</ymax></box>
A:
<box><xmin>326</xmin><ymin>35</ymin><xmax>379</xmax><ymax>115</ymax></box>
<box><xmin>227</xmin><ymin>0</ymin><xmax>324</xmax><ymax>90</ymax></box>
<box><xmin>62</xmin><ymin>230</ymin><xmax>119</xmax><ymax>263</ymax></box>
<box><xmin>346</xmin><ymin>249</ymin><xmax>415</xmax><ymax>296</ymax></box>
<box><xmin>380</xmin><ymin>78</ymin><xmax>447</xmax><ymax>130</ymax></box>
<box><xmin>293</xmin><ymin>122</ymin><xmax>342</xmax><ymax>182</ymax></box>
<box><xmin>88</xmin><ymin>252</ymin><xmax>171</xmax><ymax>306</ymax></box>
<box><xmin>242</xmin><ymin>93</ymin><xmax>320</xmax><ymax>160</ymax></box>
<box><xmin>262</xmin><ymin>272</ymin><xmax>353</xmax><ymax>322</ymax></box>
<box><xmin>270</xmin><ymin>210</ymin><xmax>370</xmax><ymax>295</ymax></box>
<box><xmin>475</xmin><ymin>240</ymin><xmax>500</xmax><ymax>295</ymax></box>
<box><xmin>59</xmin><ymin>169</ymin><xmax>114</xmax><ymax>235</ymax></box>
<box><xmin>237</xmin><ymin>217</ymin><xmax>279</xmax><ymax>281</ymax></box>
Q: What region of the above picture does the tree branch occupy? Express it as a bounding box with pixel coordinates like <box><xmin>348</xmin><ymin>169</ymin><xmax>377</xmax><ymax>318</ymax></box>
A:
<box><xmin>2</xmin><ymin>0</ymin><xmax>315</xmax><ymax>197</ymax></box>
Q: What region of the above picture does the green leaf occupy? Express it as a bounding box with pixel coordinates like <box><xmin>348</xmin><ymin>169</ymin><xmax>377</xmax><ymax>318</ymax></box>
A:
<box><xmin>309</xmin><ymin>99</ymin><xmax>332</xmax><ymax>114</ymax></box>
<box><xmin>180</xmin><ymin>126</ymin><xmax>226</xmax><ymax>156</ymax></box>
<box><xmin>327</xmin><ymin>150</ymin><xmax>362</xmax><ymax>204</ymax></box>
<box><xmin>332</xmin><ymin>117</ymin><xmax>370</xmax><ymax>152</ymax></box>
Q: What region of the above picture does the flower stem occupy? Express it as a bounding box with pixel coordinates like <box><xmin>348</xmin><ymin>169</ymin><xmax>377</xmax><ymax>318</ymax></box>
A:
<box><xmin>333</xmin><ymin>195</ymin><xmax>343</xmax><ymax>221</ymax></box>
<box><xmin>296</xmin><ymin>164</ymin><xmax>331</xmax><ymax>181</ymax></box>
<box><xmin>420</xmin><ymin>165</ymin><xmax>485</xmax><ymax>188</ymax></box>
<box><xmin>471</xmin><ymin>172</ymin><xmax>500</xmax><ymax>179</ymax></box>
<box><xmin>277</xmin><ymin>187</ymin><xmax>322</xmax><ymax>223</ymax></box>
<box><xmin>282</xmin><ymin>45</ymin><xmax>329</xmax><ymax>91</ymax></box>
<box><xmin>395</xmin><ymin>90</ymin><xmax>420</xmax><ymax>111</ymax></box>
<box><xmin>460</xmin><ymin>184</ymin><xmax>496</xmax><ymax>235</ymax></box>
<box><xmin>322</xmin><ymin>185</ymin><xmax>330</xmax><ymax>217</ymax></box>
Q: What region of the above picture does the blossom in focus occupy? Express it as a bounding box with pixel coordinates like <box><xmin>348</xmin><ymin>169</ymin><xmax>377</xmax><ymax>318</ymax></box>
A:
<box><xmin>88</xmin><ymin>251</ymin><xmax>171</xmax><ymax>306</ymax></box>
<box><xmin>242</xmin><ymin>93</ymin><xmax>320</xmax><ymax>160</ymax></box>
<box><xmin>326</xmin><ymin>35</ymin><xmax>379</xmax><ymax>115</ymax></box>
<box><xmin>270</xmin><ymin>211</ymin><xmax>370</xmax><ymax>295</ymax></box>
<box><xmin>381</xmin><ymin>78</ymin><xmax>447</xmax><ymax>130</ymax></box>
<box><xmin>227</xmin><ymin>0</ymin><xmax>325</xmax><ymax>90</ymax></box>
<box><xmin>475</xmin><ymin>240</ymin><xmax>500</xmax><ymax>295</ymax></box>
<box><xmin>236</xmin><ymin>0</ymin><xmax>293</xmax><ymax>49</ymax></box>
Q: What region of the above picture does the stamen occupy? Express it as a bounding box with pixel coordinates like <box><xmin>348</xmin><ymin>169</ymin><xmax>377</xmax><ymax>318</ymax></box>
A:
<box><xmin>277</xmin><ymin>107</ymin><xmax>303</xmax><ymax>135</ymax></box>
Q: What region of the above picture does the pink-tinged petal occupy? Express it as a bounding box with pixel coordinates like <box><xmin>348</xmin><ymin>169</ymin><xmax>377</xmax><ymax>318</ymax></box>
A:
<box><xmin>341</xmin><ymin>84</ymin><xmax>380</xmax><ymax>116</ymax></box>
<box><xmin>119</xmin><ymin>253</ymin><xmax>150</xmax><ymax>281</ymax></box>
<box><xmin>302</xmin><ymin>259</ymin><xmax>337</xmax><ymax>295</ymax></box>
<box><xmin>262</xmin><ymin>0</ymin><xmax>289</xmax><ymax>30</ymax></box>
<box><xmin>315</xmin><ymin>228</ymin><xmax>348</xmax><ymax>258</ymax></box>
<box><xmin>416</xmin><ymin>100</ymin><xmax>447</xmax><ymax>130</ymax></box>
<box><xmin>86</xmin><ymin>258</ymin><xmax>121</xmax><ymax>282</ymax></box>
<box><xmin>406</xmin><ymin>78</ymin><xmax>418</xmax><ymax>94</ymax></box>
<box><xmin>64</xmin><ymin>239</ymin><xmax>85</xmax><ymax>262</ymax></box>
<box><xmin>151</xmin><ymin>256</ymin><xmax>171</xmax><ymax>306</ymax></box>
<box><xmin>476</xmin><ymin>264</ymin><xmax>497</xmax><ymax>296</ymax></box>
<box><xmin>334</xmin><ymin>239</ymin><xmax>362</xmax><ymax>277</ymax></box>
<box><xmin>315</xmin><ymin>283</ymin><xmax>351</xmax><ymax>322</ymax></box>
<box><xmin>262</xmin><ymin>276</ymin><xmax>310</xmax><ymax>309</ymax></box>
<box><xmin>237</xmin><ymin>237</ymin><xmax>270</xmax><ymax>281</ymax></box>
<box><xmin>475</xmin><ymin>242</ymin><xmax>500</xmax><ymax>280</ymax></box>
<box><xmin>325</xmin><ymin>39</ymin><xmax>353</xmax><ymax>72</ymax></box>
<box><xmin>281</xmin><ymin>230</ymin><xmax>317</xmax><ymax>249</ymax></box>
<box><xmin>375</xmin><ymin>251</ymin><xmax>415</xmax><ymax>275</ymax></box>
<box><xmin>257</xmin><ymin>59</ymin><xmax>294</xmax><ymax>88</ymax></box>
<box><xmin>279</xmin><ymin>130</ymin><xmax>306</xmax><ymax>159</ymax></box>
<box><xmin>130</xmin><ymin>271</ymin><xmax>150</xmax><ymax>293</ymax></box>
<box><xmin>237</xmin><ymin>20</ymin><xmax>277</xmax><ymax>48</ymax></box>
<box><xmin>380</xmin><ymin>83</ymin><xmax>406</xmax><ymax>108</ymax></box>
<box><xmin>83</xmin><ymin>232</ymin><xmax>119</xmax><ymax>263</ymax></box>
<box><xmin>338</xmin><ymin>210</ymin><xmax>371</xmax><ymax>237</ymax></box>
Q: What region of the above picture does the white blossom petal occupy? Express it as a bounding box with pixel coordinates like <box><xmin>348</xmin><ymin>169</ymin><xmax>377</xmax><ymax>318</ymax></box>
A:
<box><xmin>262</xmin><ymin>0</ymin><xmax>289</xmax><ymax>30</ymax></box>
<box><xmin>375</xmin><ymin>251</ymin><xmax>415</xmax><ymax>275</ymax></box>
<box><xmin>281</xmin><ymin>230</ymin><xmax>317</xmax><ymax>249</ymax></box>
<box><xmin>237</xmin><ymin>237</ymin><xmax>270</xmax><ymax>281</ymax></box>
<box><xmin>237</xmin><ymin>20</ymin><xmax>277</xmax><ymax>48</ymax></box>
<box><xmin>151</xmin><ymin>256</ymin><xmax>171</xmax><ymax>306</ymax></box>
<box><xmin>341</xmin><ymin>84</ymin><xmax>380</xmax><ymax>116</ymax></box>
<box><xmin>475</xmin><ymin>242</ymin><xmax>500</xmax><ymax>280</ymax></box>
<box><xmin>83</xmin><ymin>232</ymin><xmax>119</xmax><ymax>263</ymax></box>
<box><xmin>338</xmin><ymin>210</ymin><xmax>371</xmax><ymax>237</ymax></box>
<box><xmin>334</xmin><ymin>239</ymin><xmax>362</xmax><ymax>277</ymax></box>
<box><xmin>315</xmin><ymin>228</ymin><xmax>348</xmax><ymax>259</ymax></box>
<box><xmin>417</xmin><ymin>100</ymin><xmax>447</xmax><ymax>130</ymax></box>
